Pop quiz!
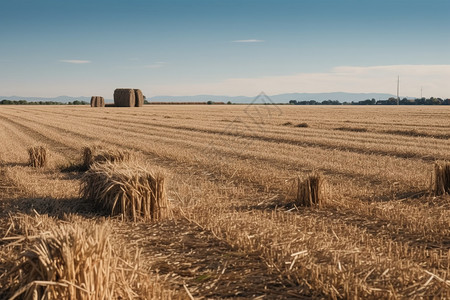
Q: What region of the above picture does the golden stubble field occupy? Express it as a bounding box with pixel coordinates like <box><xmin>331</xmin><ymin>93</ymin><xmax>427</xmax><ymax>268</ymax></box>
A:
<box><xmin>0</xmin><ymin>105</ymin><xmax>449</xmax><ymax>299</ymax></box>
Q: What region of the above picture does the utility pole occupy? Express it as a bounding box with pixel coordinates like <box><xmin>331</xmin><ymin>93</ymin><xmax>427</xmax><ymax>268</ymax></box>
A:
<box><xmin>396</xmin><ymin>75</ymin><xmax>400</xmax><ymax>105</ymax></box>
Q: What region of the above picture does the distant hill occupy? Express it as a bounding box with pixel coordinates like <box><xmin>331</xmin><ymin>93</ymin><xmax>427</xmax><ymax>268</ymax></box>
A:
<box><xmin>1</xmin><ymin>92</ymin><xmax>397</xmax><ymax>104</ymax></box>
<box><xmin>149</xmin><ymin>92</ymin><xmax>397</xmax><ymax>103</ymax></box>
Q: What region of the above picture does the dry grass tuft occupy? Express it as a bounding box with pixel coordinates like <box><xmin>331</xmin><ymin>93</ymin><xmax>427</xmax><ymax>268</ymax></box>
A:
<box><xmin>295</xmin><ymin>173</ymin><xmax>327</xmax><ymax>208</ymax></box>
<box><xmin>433</xmin><ymin>162</ymin><xmax>450</xmax><ymax>195</ymax></box>
<box><xmin>28</xmin><ymin>146</ymin><xmax>48</xmax><ymax>168</ymax></box>
<box><xmin>80</xmin><ymin>161</ymin><xmax>171</xmax><ymax>222</ymax></box>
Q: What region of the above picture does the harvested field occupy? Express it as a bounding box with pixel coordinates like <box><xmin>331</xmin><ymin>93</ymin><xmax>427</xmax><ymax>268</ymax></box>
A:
<box><xmin>0</xmin><ymin>105</ymin><xmax>449</xmax><ymax>299</ymax></box>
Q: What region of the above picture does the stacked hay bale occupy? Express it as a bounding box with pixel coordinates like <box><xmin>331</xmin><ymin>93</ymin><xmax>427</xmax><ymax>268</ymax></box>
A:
<box><xmin>114</xmin><ymin>89</ymin><xmax>135</xmax><ymax>107</ymax></box>
<box><xmin>80</xmin><ymin>161</ymin><xmax>171</xmax><ymax>222</ymax></box>
<box><xmin>134</xmin><ymin>89</ymin><xmax>144</xmax><ymax>107</ymax></box>
<box><xmin>295</xmin><ymin>173</ymin><xmax>327</xmax><ymax>208</ymax></box>
<box><xmin>28</xmin><ymin>146</ymin><xmax>48</xmax><ymax>168</ymax></box>
<box><xmin>90</xmin><ymin>96</ymin><xmax>105</xmax><ymax>107</ymax></box>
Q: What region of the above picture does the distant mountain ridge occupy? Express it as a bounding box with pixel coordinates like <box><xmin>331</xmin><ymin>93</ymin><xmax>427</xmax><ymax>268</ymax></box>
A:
<box><xmin>150</xmin><ymin>92</ymin><xmax>398</xmax><ymax>103</ymax></box>
<box><xmin>1</xmin><ymin>92</ymin><xmax>398</xmax><ymax>104</ymax></box>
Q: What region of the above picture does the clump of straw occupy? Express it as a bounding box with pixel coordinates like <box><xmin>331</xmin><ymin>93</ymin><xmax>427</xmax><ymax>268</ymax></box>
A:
<box><xmin>433</xmin><ymin>162</ymin><xmax>450</xmax><ymax>195</ymax></box>
<box><xmin>295</xmin><ymin>173</ymin><xmax>327</xmax><ymax>208</ymax></box>
<box><xmin>82</xmin><ymin>146</ymin><xmax>131</xmax><ymax>171</ymax></box>
<box><xmin>28</xmin><ymin>146</ymin><xmax>48</xmax><ymax>168</ymax></box>
<box><xmin>80</xmin><ymin>161</ymin><xmax>171</xmax><ymax>222</ymax></box>
<box><xmin>1</xmin><ymin>215</ymin><xmax>182</xmax><ymax>299</ymax></box>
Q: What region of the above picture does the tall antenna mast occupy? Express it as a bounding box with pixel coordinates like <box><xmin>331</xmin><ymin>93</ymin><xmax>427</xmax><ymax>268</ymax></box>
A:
<box><xmin>397</xmin><ymin>75</ymin><xmax>400</xmax><ymax>105</ymax></box>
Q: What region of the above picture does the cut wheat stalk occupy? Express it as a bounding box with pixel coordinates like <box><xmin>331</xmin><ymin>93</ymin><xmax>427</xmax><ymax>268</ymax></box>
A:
<box><xmin>432</xmin><ymin>162</ymin><xmax>450</xmax><ymax>195</ymax></box>
<box><xmin>295</xmin><ymin>173</ymin><xmax>326</xmax><ymax>208</ymax></box>
<box><xmin>80</xmin><ymin>161</ymin><xmax>171</xmax><ymax>222</ymax></box>
<box><xmin>27</xmin><ymin>146</ymin><xmax>48</xmax><ymax>168</ymax></box>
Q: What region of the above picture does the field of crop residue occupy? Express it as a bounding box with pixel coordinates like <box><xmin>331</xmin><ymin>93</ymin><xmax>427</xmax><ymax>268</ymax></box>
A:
<box><xmin>0</xmin><ymin>105</ymin><xmax>449</xmax><ymax>299</ymax></box>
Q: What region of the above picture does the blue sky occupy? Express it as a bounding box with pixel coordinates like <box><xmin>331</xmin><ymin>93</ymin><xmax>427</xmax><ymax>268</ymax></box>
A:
<box><xmin>1</xmin><ymin>0</ymin><xmax>449</xmax><ymax>98</ymax></box>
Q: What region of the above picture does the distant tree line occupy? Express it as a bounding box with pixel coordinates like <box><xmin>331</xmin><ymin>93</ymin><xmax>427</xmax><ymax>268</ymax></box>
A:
<box><xmin>289</xmin><ymin>97</ymin><xmax>450</xmax><ymax>105</ymax></box>
<box><xmin>0</xmin><ymin>99</ymin><xmax>88</xmax><ymax>105</ymax></box>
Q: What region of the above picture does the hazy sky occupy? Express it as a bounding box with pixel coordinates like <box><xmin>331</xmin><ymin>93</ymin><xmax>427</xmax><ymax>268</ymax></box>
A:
<box><xmin>1</xmin><ymin>0</ymin><xmax>449</xmax><ymax>98</ymax></box>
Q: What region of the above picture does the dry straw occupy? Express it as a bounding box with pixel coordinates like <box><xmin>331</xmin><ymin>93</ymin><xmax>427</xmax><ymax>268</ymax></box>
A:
<box><xmin>80</xmin><ymin>161</ymin><xmax>171</xmax><ymax>222</ymax></box>
<box><xmin>8</xmin><ymin>223</ymin><xmax>116</xmax><ymax>299</ymax></box>
<box><xmin>134</xmin><ymin>89</ymin><xmax>144</xmax><ymax>107</ymax></box>
<box><xmin>82</xmin><ymin>146</ymin><xmax>131</xmax><ymax>170</ymax></box>
<box><xmin>28</xmin><ymin>146</ymin><xmax>48</xmax><ymax>168</ymax></box>
<box><xmin>2</xmin><ymin>215</ymin><xmax>179</xmax><ymax>300</ymax></box>
<box><xmin>295</xmin><ymin>173</ymin><xmax>326</xmax><ymax>208</ymax></box>
<box><xmin>114</xmin><ymin>89</ymin><xmax>135</xmax><ymax>107</ymax></box>
<box><xmin>433</xmin><ymin>162</ymin><xmax>450</xmax><ymax>195</ymax></box>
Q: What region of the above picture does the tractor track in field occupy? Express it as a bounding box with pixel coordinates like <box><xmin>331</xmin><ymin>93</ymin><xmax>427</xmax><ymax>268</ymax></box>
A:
<box><xmin>113</xmin><ymin>219</ymin><xmax>313</xmax><ymax>299</ymax></box>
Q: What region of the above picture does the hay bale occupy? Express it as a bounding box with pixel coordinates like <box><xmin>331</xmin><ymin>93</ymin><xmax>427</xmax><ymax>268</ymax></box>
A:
<box><xmin>96</xmin><ymin>96</ymin><xmax>105</xmax><ymax>107</ymax></box>
<box><xmin>114</xmin><ymin>89</ymin><xmax>135</xmax><ymax>107</ymax></box>
<box><xmin>82</xmin><ymin>146</ymin><xmax>131</xmax><ymax>170</ymax></box>
<box><xmin>28</xmin><ymin>146</ymin><xmax>48</xmax><ymax>168</ymax></box>
<box><xmin>90</xmin><ymin>96</ymin><xmax>105</xmax><ymax>107</ymax></box>
<box><xmin>134</xmin><ymin>89</ymin><xmax>144</xmax><ymax>107</ymax></box>
<box><xmin>433</xmin><ymin>162</ymin><xmax>450</xmax><ymax>195</ymax></box>
<box><xmin>295</xmin><ymin>173</ymin><xmax>326</xmax><ymax>208</ymax></box>
<box><xmin>80</xmin><ymin>161</ymin><xmax>171</xmax><ymax>222</ymax></box>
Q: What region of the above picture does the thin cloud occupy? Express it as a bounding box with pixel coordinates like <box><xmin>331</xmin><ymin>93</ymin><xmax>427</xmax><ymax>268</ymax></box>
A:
<box><xmin>59</xmin><ymin>59</ymin><xmax>91</xmax><ymax>64</ymax></box>
<box><xmin>232</xmin><ymin>39</ymin><xmax>265</xmax><ymax>43</ymax></box>
<box><xmin>143</xmin><ymin>62</ymin><xmax>165</xmax><ymax>69</ymax></box>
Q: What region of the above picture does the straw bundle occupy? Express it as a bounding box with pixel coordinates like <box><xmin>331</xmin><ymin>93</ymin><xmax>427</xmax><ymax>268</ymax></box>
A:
<box><xmin>134</xmin><ymin>89</ymin><xmax>144</xmax><ymax>107</ymax></box>
<box><xmin>82</xmin><ymin>146</ymin><xmax>131</xmax><ymax>170</ymax></box>
<box><xmin>28</xmin><ymin>146</ymin><xmax>48</xmax><ymax>168</ymax></box>
<box><xmin>114</xmin><ymin>89</ymin><xmax>135</xmax><ymax>107</ymax></box>
<box><xmin>90</xmin><ymin>96</ymin><xmax>105</xmax><ymax>107</ymax></box>
<box><xmin>1</xmin><ymin>215</ymin><xmax>181</xmax><ymax>299</ymax></box>
<box><xmin>7</xmin><ymin>224</ymin><xmax>116</xmax><ymax>299</ymax></box>
<box><xmin>433</xmin><ymin>162</ymin><xmax>450</xmax><ymax>195</ymax></box>
<box><xmin>80</xmin><ymin>161</ymin><xmax>171</xmax><ymax>222</ymax></box>
<box><xmin>295</xmin><ymin>173</ymin><xmax>326</xmax><ymax>208</ymax></box>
